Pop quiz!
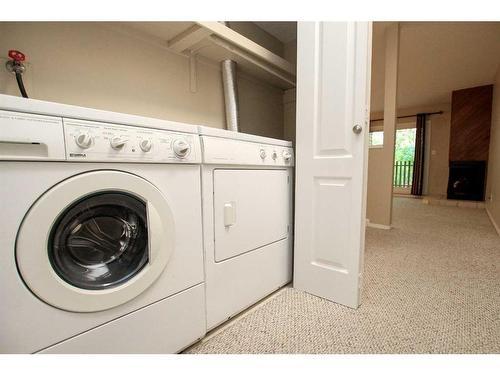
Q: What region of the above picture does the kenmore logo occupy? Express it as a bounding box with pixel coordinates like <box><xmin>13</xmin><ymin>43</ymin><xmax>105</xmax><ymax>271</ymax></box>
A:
<box><xmin>70</xmin><ymin>153</ymin><xmax>87</xmax><ymax>158</ymax></box>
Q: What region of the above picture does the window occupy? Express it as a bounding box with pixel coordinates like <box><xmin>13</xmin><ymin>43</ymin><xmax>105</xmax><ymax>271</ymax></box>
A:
<box><xmin>393</xmin><ymin>128</ymin><xmax>416</xmax><ymax>188</ymax></box>
<box><xmin>369</xmin><ymin>131</ymin><xmax>384</xmax><ymax>148</ymax></box>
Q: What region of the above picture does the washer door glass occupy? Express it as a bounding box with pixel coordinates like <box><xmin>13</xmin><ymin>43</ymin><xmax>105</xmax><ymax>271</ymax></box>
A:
<box><xmin>49</xmin><ymin>192</ymin><xmax>149</xmax><ymax>290</ymax></box>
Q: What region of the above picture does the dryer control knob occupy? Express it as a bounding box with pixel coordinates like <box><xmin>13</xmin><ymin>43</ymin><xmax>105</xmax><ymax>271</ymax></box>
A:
<box><xmin>173</xmin><ymin>139</ymin><xmax>191</xmax><ymax>158</ymax></box>
<box><xmin>272</xmin><ymin>150</ymin><xmax>278</xmax><ymax>160</ymax></box>
<box><xmin>110</xmin><ymin>136</ymin><xmax>128</xmax><ymax>150</ymax></box>
<box><xmin>75</xmin><ymin>132</ymin><xmax>93</xmax><ymax>149</ymax></box>
<box><xmin>283</xmin><ymin>150</ymin><xmax>292</xmax><ymax>162</ymax></box>
<box><xmin>260</xmin><ymin>149</ymin><xmax>267</xmax><ymax>159</ymax></box>
<box><xmin>140</xmin><ymin>139</ymin><xmax>153</xmax><ymax>152</ymax></box>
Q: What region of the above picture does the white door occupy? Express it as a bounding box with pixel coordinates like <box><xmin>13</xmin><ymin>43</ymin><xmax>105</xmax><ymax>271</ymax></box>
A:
<box><xmin>293</xmin><ymin>22</ymin><xmax>372</xmax><ymax>308</ymax></box>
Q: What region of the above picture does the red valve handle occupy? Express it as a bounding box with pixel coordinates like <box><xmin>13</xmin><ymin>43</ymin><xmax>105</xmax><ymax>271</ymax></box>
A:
<box><xmin>8</xmin><ymin>50</ymin><xmax>26</xmax><ymax>62</ymax></box>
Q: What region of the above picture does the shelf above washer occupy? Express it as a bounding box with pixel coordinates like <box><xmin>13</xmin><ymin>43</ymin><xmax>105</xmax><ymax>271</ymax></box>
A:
<box><xmin>121</xmin><ymin>22</ymin><xmax>296</xmax><ymax>90</ymax></box>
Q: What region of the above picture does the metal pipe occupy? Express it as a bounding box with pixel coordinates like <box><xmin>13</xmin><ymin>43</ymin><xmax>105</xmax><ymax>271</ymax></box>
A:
<box><xmin>221</xmin><ymin>59</ymin><xmax>240</xmax><ymax>132</ymax></box>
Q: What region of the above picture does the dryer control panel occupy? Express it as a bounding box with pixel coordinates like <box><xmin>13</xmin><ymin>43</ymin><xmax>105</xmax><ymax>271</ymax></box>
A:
<box><xmin>201</xmin><ymin>136</ymin><xmax>294</xmax><ymax>167</ymax></box>
<box><xmin>64</xmin><ymin>119</ymin><xmax>201</xmax><ymax>163</ymax></box>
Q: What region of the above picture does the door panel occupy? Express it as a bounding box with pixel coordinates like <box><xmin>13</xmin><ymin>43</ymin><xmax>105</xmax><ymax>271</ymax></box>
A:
<box><xmin>316</xmin><ymin>23</ymin><xmax>354</xmax><ymax>157</ymax></box>
<box><xmin>293</xmin><ymin>22</ymin><xmax>372</xmax><ymax>308</ymax></box>
<box><xmin>312</xmin><ymin>177</ymin><xmax>351</xmax><ymax>272</ymax></box>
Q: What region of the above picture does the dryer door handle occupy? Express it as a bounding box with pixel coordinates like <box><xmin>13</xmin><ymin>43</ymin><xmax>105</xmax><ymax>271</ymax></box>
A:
<box><xmin>224</xmin><ymin>202</ymin><xmax>236</xmax><ymax>227</ymax></box>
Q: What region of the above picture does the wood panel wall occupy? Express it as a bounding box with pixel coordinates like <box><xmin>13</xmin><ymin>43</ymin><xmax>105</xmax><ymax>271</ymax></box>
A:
<box><xmin>449</xmin><ymin>84</ymin><xmax>493</xmax><ymax>161</ymax></box>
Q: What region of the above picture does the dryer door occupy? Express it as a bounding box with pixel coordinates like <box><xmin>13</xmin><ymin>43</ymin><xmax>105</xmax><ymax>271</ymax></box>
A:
<box><xmin>16</xmin><ymin>170</ymin><xmax>175</xmax><ymax>312</ymax></box>
<box><xmin>213</xmin><ymin>169</ymin><xmax>290</xmax><ymax>262</ymax></box>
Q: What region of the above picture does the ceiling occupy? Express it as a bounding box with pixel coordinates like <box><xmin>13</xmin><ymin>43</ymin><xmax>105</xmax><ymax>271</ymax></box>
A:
<box><xmin>254</xmin><ymin>22</ymin><xmax>297</xmax><ymax>44</ymax></box>
<box><xmin>371</xmin><ymin>22</ymin><xmax>500</xmax><ymax>112</ymax></box>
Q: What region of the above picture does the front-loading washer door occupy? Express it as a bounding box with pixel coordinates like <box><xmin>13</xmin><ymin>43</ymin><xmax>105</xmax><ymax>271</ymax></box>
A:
<box><xmin>16</xmin><ymin>170</ymin><xmax>175</xmax><ymax>312</ymax></box>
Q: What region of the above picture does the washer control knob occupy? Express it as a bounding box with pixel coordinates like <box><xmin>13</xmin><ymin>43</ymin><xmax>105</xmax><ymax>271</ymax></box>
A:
<box><xmin>260</xmin><ymin>149</ymin><xmax>267</xmax><ymax>159</ymax></box>
<box><xmin>140</xmin><ymin>139</ymin><xmax>153</xmax><ymax>152</ymax></box>
<box><xmin>75</xmin><ymin>132</ymin><xmax>93</xmax><ymax>149</ymax></box>
<box><xmin>272</xmin><ymin>150</ymin><xmax>278</xmax><ymax>160</ymax></box>
<box><xmin>173</xmin><ymin>139</ymin><xmax>191</xmax><ymax>158</ymax></box>
<box><xmin>283</xmin><ymin>150</ymin><xmax>292</xmax><ymax>163</ymax></box>
<box><xmin>110</xmin><ymin>136</ymin><xmax>128</xmax><ymax>150</ymax></box>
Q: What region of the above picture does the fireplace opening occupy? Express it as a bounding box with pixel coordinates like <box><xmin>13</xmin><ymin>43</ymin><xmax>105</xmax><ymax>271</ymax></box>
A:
<box><xmin>447</xmin><ymin>161</ymin><xmax>486</xmax><ymax>201</ymax></box>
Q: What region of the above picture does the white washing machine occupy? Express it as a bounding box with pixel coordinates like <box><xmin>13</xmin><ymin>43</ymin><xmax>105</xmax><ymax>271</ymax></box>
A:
<box><xmin>0</xmin><ymin>95</ymin><xmax>206</xmax><ymax>353</ymax></box>
<box><xmin>199</xmin><ymin>126</ymin><xmax>294</xmax><ymax>330</ymax></box>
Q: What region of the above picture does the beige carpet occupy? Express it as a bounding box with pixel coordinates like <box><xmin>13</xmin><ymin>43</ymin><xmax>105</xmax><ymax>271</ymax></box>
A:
<box><xmin>186</xmin><ymin>198</ymin><xmax>500</xmax><ymax>354</ymax></box>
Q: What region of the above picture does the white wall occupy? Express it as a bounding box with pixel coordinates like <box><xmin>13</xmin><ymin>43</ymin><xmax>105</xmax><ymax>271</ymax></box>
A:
<box><xmin>366</xmin><ymin>23</ymin><xmax>399</xmax><ymax>228</ymax></box>
<box><xmin>0</xmin><ymin>22</ymin><xmax>284</xmax><ymax>138</ymax></box>
<box><xmin>486</xmin><ymin>64</ymin><xmax>500</xmax><ymax>234</ymax></box>
<box><xmin>238</xmin><ymin>76</ymin><xmax>284</xmax><ymax>139</ymax></box>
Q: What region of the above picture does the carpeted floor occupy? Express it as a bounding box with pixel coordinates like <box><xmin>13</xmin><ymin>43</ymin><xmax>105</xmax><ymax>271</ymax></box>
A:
<box><xmin>185</xmin><ymin>198</ymin><xmax>500</xmax><ymax>354</ymax></box>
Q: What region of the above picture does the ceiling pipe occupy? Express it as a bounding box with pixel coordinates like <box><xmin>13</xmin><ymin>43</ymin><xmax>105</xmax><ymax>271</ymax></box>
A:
<box><xmin>219</xmin><ymin>21</ymin><xmax>240</xmax><ymax>132</ymax></box>
<box><xmin>221</xmin><ymin>59</ymin><xmax>240</xmax><ymax>132</ymax></box>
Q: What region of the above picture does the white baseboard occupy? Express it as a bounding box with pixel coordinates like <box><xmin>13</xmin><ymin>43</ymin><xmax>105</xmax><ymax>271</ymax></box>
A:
<box><xmin>485</xmin><ymin>207</ymin><xmax>500</xmax><ymax>237</ymax></box>
<box><xmin>366</xmin><ymin>222</ymin><xmax>391</xmax><ymax>230</ymax></box>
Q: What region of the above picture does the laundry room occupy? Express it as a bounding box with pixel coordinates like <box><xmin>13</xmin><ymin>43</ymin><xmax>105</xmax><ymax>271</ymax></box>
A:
<box><xmin>0</xmin><ymin>19</ymin><xmax>298</xmax><ymax>355</ymax></box>
<box><xmin>1</xmin><ymin>1</ymin><xmax>499</xmax><ymax>374</ymax></box>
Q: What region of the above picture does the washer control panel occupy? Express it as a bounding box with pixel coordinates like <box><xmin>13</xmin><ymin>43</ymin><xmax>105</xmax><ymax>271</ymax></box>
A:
<box><xmin>202</xmin><ymin>136</ymin><xmax>294</xmax><ymax>167</ymax></box>
<box><xmin>64</xmin><ymin>119</ymin><xmax>200</xmax><ymax>163</ymax></box>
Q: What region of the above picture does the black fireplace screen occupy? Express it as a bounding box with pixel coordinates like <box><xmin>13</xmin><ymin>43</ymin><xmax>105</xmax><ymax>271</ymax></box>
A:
<box><xmin>447</xmin><ymin>161</ymin><xmax>486</xmax><ymax>201</ymax></box>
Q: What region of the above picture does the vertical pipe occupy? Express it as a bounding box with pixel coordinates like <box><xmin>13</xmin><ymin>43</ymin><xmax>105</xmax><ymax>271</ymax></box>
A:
<box><xmin>221</xmin><ymin>59</ymin><xmax>240</xmax><ymax>132</ymax></box>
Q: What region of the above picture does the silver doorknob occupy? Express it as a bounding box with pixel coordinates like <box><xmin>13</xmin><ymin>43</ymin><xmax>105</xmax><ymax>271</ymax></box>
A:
<box><xmin>352</xmin><ymin>124</ymin><xmax>363</xmax><ymax>134</ymax></box>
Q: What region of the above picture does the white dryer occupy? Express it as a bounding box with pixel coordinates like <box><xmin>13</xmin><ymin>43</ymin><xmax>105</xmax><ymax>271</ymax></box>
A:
<box><xmin>199</xmin><ymin>126</ymin><xmax>294</xmax><ymax>330</ymax></box>
<box><xmin>0</xmin><ymin>95</ymin><xmax>206</xmax><ymax>353</ymax></box>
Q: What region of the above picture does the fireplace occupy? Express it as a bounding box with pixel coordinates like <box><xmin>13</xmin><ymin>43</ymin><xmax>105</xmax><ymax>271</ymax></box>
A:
<box><xmin>447</xmin><ymin>161</ymin><xmax>486</xmax><ymax>201</ymax></box>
